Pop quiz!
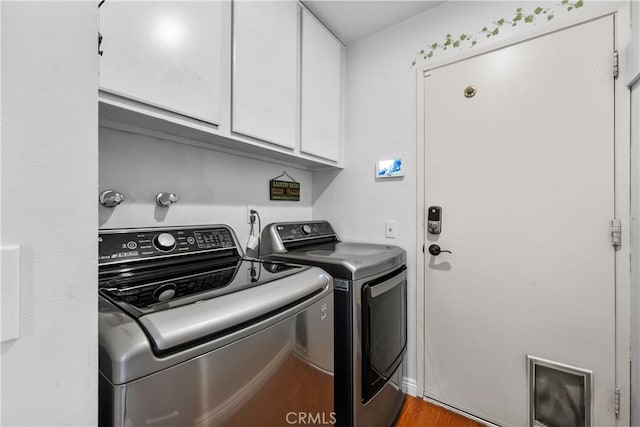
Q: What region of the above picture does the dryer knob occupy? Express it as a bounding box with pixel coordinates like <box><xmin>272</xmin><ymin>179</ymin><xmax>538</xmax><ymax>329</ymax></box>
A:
<box><xmin>301</xmin><ymin>224</ymin><xmax>312</xmax><ymax>235</ymax></box>
<box><xmin>154</xmin><ymin>233</ymin><xmax>176</xmax><ymax>252</ymax></box>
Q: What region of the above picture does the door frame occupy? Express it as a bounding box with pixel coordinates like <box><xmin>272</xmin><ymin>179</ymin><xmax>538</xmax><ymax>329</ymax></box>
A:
<box><xmin>415</xmin><ymin>7</ymin><xmax>631</xmax><ymax>425</ymax></box>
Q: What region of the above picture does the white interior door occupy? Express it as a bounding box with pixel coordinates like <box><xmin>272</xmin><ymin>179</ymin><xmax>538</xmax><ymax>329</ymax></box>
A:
<box><xmin>423</xmin><ymin>16</ymin><xmax>616</xmax><ymax>426</ymax></box>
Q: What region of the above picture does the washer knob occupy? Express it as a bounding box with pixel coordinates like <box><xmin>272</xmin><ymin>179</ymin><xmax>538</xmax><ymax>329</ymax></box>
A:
<box><xmin>154</xmin><ymin>233</ymin><xmax>176</xmax><ymax>252</ymax></box>
<box><xmin>153</xmin><ymin>283</ymin><xmax>177</xmax><ymax>302</ymax></box>
<box><xmin>300</xmin><ymin>224</ymin><xmax>312</xmax><ymax>235</ymax></box>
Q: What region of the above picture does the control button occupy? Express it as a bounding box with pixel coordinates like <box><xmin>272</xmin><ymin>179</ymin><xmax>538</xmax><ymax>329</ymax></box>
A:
<box><xmin>153</xmin><ymin>233</ymin><xmax>176</xmax><ymax>252</ymax></box>
<box><xmin>301</xmin><ymin>224</ymin><xmax>312</xmax><ymax>235</ymax></box>
<box><xmin>127</xmin><ymin>241</ymin><xmax>138</xmax><ymax>250</ymax></box>
<box><xmin>187</xmin><ymin>237</ymin><xmax>195</xmax><ymax>244</ymax></box>
<box><xmin>153</xmin><ymin>283</ymin><xmax>177</xmax><ymax>302</ymax></box>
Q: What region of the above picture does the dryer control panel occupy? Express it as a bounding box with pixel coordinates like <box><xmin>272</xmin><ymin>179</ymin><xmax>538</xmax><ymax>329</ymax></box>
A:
<box><xmin>261</xmin><ymin>221</ymin><xmax>340</xmax><ymax>254</ymax></box>
<box><xmin>275</xmin><ymin>221</ymin><xmax>336</xmax><ymax>242</ymax></box>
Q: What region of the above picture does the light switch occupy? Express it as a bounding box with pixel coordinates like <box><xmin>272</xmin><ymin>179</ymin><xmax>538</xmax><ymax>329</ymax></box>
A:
<box><xmin>385</xmin><ymin>220</ymin><xmax>397</xmax><ymax>239</ymax></box>
<box><xmin>1</xmin><ymin>246</ymin><xmax>21</xmax><ymax>343</ymax></box>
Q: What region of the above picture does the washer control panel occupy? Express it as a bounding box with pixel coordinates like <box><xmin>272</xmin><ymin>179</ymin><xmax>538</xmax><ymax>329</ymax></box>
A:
<box><xmin>275</xmin><ymin>221</ymin><xmax>336</xmax><ymax>242</ymax></box>
<box><xmin>99</xmin><ymin>226</ymin><xmax>237</xmax><ymax>264</ymax></box>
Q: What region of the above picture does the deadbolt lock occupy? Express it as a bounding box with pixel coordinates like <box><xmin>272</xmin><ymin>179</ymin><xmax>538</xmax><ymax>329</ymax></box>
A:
<box><xmin>464</xmin><ymin>85</ymin><xmax>477</xmax><ymax>98</ymax></box>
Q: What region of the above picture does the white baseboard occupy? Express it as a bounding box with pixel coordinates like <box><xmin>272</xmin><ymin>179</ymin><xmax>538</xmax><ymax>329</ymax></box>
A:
<box><xmin>422</xmin><ymin>396</ymin><xmax>498</xmax><ymax>427</ymax></box>
<box><xmin>402</xmin><ymin>377</ymin><xmax>418</xmax><ymax>397</ymax></box>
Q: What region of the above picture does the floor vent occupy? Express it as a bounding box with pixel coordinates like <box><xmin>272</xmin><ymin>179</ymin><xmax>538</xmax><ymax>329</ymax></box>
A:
<box><xmin>528</xmin><ymin>356</ymin><xmax>592</xmax><ymax>427</ymax></box>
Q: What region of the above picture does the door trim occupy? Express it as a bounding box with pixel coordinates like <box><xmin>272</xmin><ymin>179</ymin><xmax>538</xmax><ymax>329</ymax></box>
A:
<box><xmin>415</xmin><ymin>7</ymin><xmax>631</xmax><ymax>425</ymax></box>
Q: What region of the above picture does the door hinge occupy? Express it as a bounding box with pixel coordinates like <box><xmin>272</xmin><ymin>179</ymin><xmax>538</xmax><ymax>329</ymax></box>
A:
<box><xmin>611</xmin><ymin>218</ymin><xmax>622</xmax><ymax>249</ymax></box>
<box><xmin>614</xmin><ymin>387</ymin><xmax>620</xmax><ymax>418</ymax></box>
<box><xmin>613</xmin><ymin>50</ymin><xmax>619</xmax><ymax>80</ymax></box>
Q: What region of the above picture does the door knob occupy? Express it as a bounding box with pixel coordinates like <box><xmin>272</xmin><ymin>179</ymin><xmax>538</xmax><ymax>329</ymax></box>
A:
<box><xmin>428</xmin><ymin>244</ymin><xmax>452</xmax><ymax>256</ymax></box>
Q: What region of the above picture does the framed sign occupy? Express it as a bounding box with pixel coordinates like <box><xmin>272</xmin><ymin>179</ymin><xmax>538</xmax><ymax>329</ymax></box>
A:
<box><xmin>270</xmin><ymin>171</ymin><xmax>300</xmax><ymax>201</ymax></box>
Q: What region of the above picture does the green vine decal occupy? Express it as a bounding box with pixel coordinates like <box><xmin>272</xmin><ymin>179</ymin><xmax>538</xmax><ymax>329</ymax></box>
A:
<box><xmin>411</xmin><ymin>0</ymin><xmax>584</xmax><ymax>67</ymax></box>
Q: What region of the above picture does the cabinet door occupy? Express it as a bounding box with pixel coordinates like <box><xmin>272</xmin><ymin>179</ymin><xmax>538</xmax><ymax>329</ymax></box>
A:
<box><xmin>300</xmin><ymin>9</ymin><xmax>342</xmax><ymax>162</ymax></box>
<box><xmin>99</xmin><ymin>1</ymin><xmax>222</xmax><ymax>124</ymax></box>
<box><xmin>232</xmin><ymin>1</ymin><xmax>298</xmax><ymax>149</ymax></box>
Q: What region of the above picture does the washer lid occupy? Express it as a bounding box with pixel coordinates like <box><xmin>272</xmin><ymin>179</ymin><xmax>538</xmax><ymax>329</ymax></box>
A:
<box><xmin>138</xmin><ymin>265</ymin><xmax>329</xmax><ymax>352</ymax></box>
<box><xmin>99</xmin><ymin>265</ymin><xmax>333</xmax><ymax>384</ymax></box>
<box><xmin>100</xmin><ymin>259</ymin><xmax>303</xmax><ymax>315</ymax></box>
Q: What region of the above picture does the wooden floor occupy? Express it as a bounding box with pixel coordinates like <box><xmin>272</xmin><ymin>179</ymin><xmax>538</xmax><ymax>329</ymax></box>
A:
<box><xmin>395</xmin><ymin>396</ymin><xmax>484</xmax><ymax>427</ymax></box>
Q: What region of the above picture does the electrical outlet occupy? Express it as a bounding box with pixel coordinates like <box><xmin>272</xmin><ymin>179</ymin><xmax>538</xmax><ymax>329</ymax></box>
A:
<box><xmin>385</xmin><ymin>220</ymin><xmax>397</xmax><ymax>238</ymax></box>
<box><xmin>247</xmin><ymin>205</ymin><xmax>257</xmax><ymax>224</ymax></box>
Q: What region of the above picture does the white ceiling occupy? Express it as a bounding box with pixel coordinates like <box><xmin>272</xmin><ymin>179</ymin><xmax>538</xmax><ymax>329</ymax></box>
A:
<box><xmin>303</xmin><ymin>1</ymin><xmax>444</xmax><ymax>45</ymax></box>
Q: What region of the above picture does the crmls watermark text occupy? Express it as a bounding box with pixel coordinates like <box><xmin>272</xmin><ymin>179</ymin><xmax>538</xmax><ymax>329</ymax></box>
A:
<box><xmin>286</xmin><ymin>412</ymin><xmax>336</xmax><ymax>425</ymax></box>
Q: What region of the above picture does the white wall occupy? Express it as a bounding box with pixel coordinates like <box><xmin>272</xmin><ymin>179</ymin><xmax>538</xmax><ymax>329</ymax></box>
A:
<box><xmin>0</xmin><ymin>2</ymin><xmax>98</xmax><ymax>426</ymax></box>
<box><xmin>99</xmin><ymin>126</ymin><xmax>313</xmax><ymax>246</ymax></box>
<box><xmin>313</xmin><ymin>0</ymin><xmax>624</xmax><ymax>389</ymax></box>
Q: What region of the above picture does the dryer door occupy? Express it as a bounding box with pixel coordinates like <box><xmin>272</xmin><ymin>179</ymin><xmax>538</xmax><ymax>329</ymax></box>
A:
<box><xmin>361</xmin><ymin>266</ymin><xmax>407</xmax><ymax>403</ymax></box>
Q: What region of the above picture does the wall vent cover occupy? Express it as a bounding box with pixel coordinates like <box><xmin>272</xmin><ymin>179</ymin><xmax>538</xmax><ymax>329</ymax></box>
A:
<box><xmin>528</xmin><ymin>356</ymin><xmax>592</xmax><ymax>427</ymax></box>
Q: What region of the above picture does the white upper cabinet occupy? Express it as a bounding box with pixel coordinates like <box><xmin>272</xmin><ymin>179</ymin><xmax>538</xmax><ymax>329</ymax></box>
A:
<box><xmin>232</xmin><ymin>1</ymin><xmax>298</xmax><ymax>149</ymax></box>
<box><xmin>99</xmin><ymin>1</ymin><xmax>223</xmax><ymax>125</ymax></box>
<box><xmin>300</xmin><ymin>9</ymin><xmax>342</xmax><ymax>162</ymax></box>
<box><xmin>98</xmin><ymin>1</ymin><xmax>342</xmax><ymax>169</ymax></box>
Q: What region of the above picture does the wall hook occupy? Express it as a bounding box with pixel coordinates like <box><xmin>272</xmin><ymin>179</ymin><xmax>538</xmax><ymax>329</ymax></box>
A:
<box><xmin>99</xmin><ymin>189</ymin><xmax>124</xmax><ymax>207</ymax></box>
<box><xmin>156</xmin><ymin>192</ymin><xmax>178</xmax><ymax>207</ymax></box>
<box><xmin>271</xmin><ymin>171</ymin><xmax>298</xmax><ymax>182</ymax></box>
